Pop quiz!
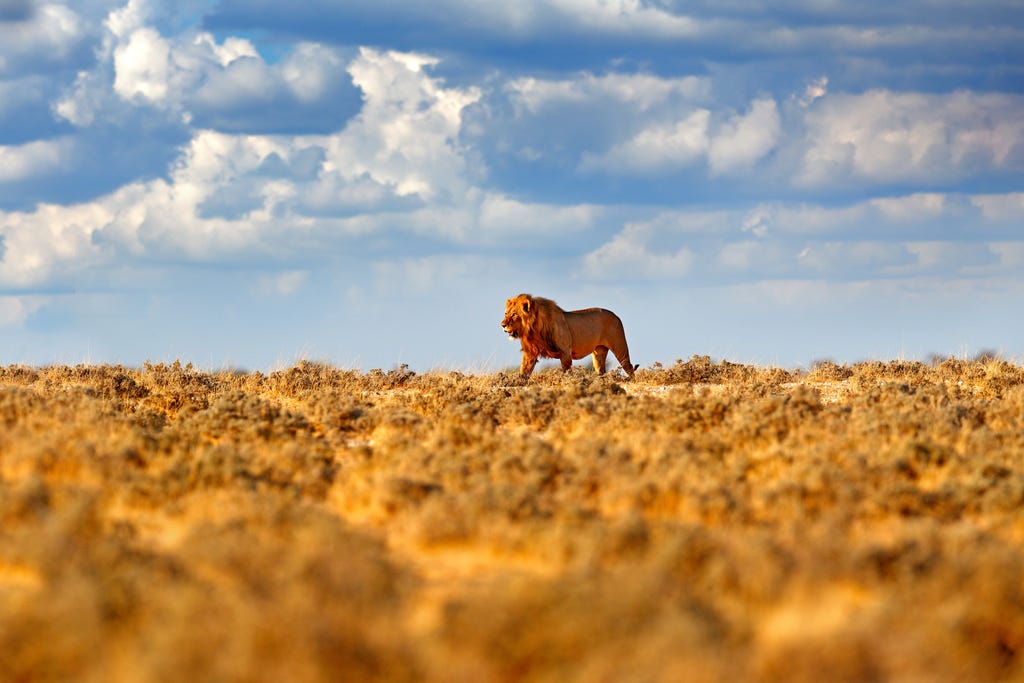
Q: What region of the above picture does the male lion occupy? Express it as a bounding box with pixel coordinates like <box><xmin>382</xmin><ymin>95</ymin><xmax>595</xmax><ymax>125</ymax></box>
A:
<box><xmin>501</xmin><ymin>293</ymin><xmax>638</xmax><ymax>380</ymax></box>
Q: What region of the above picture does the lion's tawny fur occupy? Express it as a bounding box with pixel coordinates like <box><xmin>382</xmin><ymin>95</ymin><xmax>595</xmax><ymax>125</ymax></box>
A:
<box><xmin>502</xmin><ymin>294</ymin><xmax>637</xmax><ymax>379</ymax></box>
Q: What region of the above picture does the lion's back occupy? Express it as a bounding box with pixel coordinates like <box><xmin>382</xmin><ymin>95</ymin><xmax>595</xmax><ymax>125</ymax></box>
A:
<box><xmin>564</xmin><ymin>307</ymin><xmax>625</xmax><ymax>347</ymax></box>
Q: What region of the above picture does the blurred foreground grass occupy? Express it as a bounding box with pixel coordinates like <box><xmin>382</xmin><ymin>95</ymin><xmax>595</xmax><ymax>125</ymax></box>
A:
<box><xmin>2</xmin><ymin>356</ymin><xmax>1024</xmax><ymax>682</ymax></box>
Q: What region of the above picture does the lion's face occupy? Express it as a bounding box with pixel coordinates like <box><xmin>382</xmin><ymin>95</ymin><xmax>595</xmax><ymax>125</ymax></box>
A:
<box><xmin>501</xmin><ymin>295</ymin><xmax>533</xmax><ymax>341</ymax></box>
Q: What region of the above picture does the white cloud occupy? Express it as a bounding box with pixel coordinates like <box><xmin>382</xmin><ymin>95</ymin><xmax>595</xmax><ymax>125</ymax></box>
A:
<box><xmin>583</xmin><ymin>189</ymin><xmax>1024</xmax><ymax>286</ymax></box>
<box><xmin>580</xmin><ymin>109</ymin><xmax>710</xmax><ymax>174</ymax></box>
<box><xmin>53</xmin><ymin>69</ymin><xmax>104</xmax><ymax>126</ymax></box>
<box><xmin>869</xmin><ymin>192</ymin><xmax>948</xmax><ymax>221</ymax></box>
<box><xmin>104</xmin><ymin>0</ymin><xmax>146</xmax><ymax>40</ymax></box>
<box><xmin>0</xmin><ymin>129</ymin><xmax>294</xmax><ymax>288</ymax></box>
<box><xmin>315</xmin><ymin>47</ymin><xmax>481</xmax><ymax>200</ymax></box>
<box><xmin>477</xmin><ymin>194</ymin><xmax>597</xmax><ymax>237</ymax></box>
<box><xmin>0</xmin><ymin>295</ymin><xmax>42</xmax><ymax>327</ymax></box>
<box><xmin>547</xmin><ymin>0</ymin><xmax>702</xmax><ymax>37</ymax></box>
<box><xmin>0</xmin><ymin>137</ymin><xmax>74</xmax><ymax>182</ymax></box>
<box><xmin>989</xmin><ymin>242</ymin><xmax>1024</xmax><ymax>270</ymax></box>
<box><xmin>280</xmin><ymin>43</ymin><xmax>344</xmax><ymax>103</ymax></box>
<box><xmin>582</xmin><ymin>223</ymin><xmax>694</xmax><ymax>280</ymax></box>
<box><xmin>971</xmin><ymin>193</ymin><xmax>1024</xmax><ymax>222</ymax></box>
<box><xmin>190</xmin><ymin>56</ymin><xmax>274</xmax><ymax>109</ymax></box>
<box><xmin>191</xmin><ymin>42</ymin><xmax>338</xmax><ymax>113</ymax></box>
<box><xmin>55</xmin><ymin>2</ymin><xmax>336</xmax><ymax>129</ymax></box>
<box><xmin>113</xmin><ymin>26</ymin><xmax>172</xmax><ymax>103</ymax></box>
<box><xmin>7</xmin><ymin>4</ymin><xmax>1024</xmax><ymax>320</ymax></box>
<box><xmin>0</xmin><ymin>198</ymin><xmax>109</xmax><ymax>286</ymax></box>
<box><xmin>797</xmin><ymin>241</ymin><xmax>914</xmax><ymax>274</ymax></box>
<box><xmin>798</xmin><ymin>76</ymin><xmax>828</xmax><ymax>108</ymax></box>
<box><xmin>904</xmin><ymin>241</ymin><xmax>998</xmax><ymax>274</ymax></box>
<box><xmin>708</xmin><ymin>97</ymin><xmax>780</xmax><ymax>175</ymax></box>
<box><xmin>798</xmin><ymin>90</ymin><xmax>1024</xmax><ymax>186</ymax></box>
<box><xmin>0</xmin><ymin>48</ymin><xmax>507</xmax><ymax>287</ymax></box>
<box><xmin>0</xmin><ymin>3</ymin><xmax>83</xmax><ymax>76</ymax></box>
<box><xmin>506</xmin><ymin>72</ymin><xmax>709</xmax><ymax>114</ymax></box>
<box><xmin>512</xmin><ymin>72</ymin><xmax>778</xmax><ymax>177</ymax></box>
<box><xmin>486</xmin><ymin>71</ymin><xmax>713</xmax><ymax>172</ymax></box>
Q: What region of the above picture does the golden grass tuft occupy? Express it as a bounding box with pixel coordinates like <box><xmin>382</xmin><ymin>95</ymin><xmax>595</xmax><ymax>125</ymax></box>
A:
<box><xmin>1</xmin><ymin>357</ymin><xmax>1023</xmax><ymax>681</ymax></box>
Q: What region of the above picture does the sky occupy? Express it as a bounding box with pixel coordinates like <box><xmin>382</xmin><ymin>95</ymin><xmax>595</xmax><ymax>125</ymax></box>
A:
<box><xmin>0</xmin><ymin>0</ymin><xmax>1022</xmax><ymax>372</ymax></box>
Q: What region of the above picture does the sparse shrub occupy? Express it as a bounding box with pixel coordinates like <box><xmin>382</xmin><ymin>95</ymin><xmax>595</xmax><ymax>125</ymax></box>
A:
<box><xmin>807</xmin><ymin>360</ymin><xmax>854</xmax><ymax>382</ymax></box>
<box><xmin>1</xmin><ymin>359</ymin><xmax>1023</xmax><ymax>682</ymax></box>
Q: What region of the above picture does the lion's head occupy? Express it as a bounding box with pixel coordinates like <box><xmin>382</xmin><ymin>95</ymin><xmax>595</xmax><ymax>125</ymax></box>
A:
<box><xmin>501</xmin><ymin>293</ymin><xmax>534</xmax><ymax>341</ymax></box>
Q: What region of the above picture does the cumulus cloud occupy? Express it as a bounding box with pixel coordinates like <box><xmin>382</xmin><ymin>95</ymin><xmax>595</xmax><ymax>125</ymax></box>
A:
<box><xmin>506</xmin><ymin>72</ymin><xmax>710</xmax><ymax>114</ymax></box>
<box><xmin>1</xmin><ymin>47</ymin><xmax>508</xmax><ymax>288</ymax></box>
<box><xmin>0</xmin><ymin>196</ymin><xmax>110</xmax><ymax>287</ymax></box>
<box><xmin>869</xmin><ymin>192</ymin><xmax>948</xmax><ymax>221</ymax></box>
<box><xmin>583</xmin><ymin>189</ymin><xmax>1024</xmax><ymax>286</ymax></box>
<box><xmin>113</xmin><ymin>26</ymin><xmax>173</xmax><ymax>103</ymax></box>
<box><xmin>580</xmin><ymin>109</ymin><xmax>710</xmax><ymax>174</ymax></box>
<box><xmin>989</xmin><ymin>242</ymin><xmax>1024</xmax><ymax>270</ymax></box>
<box><xmin>313</xmin><ymin>47</ymin><xmax>480</xmax><ymax>201</ymax></box>
<box><xmin>971</xmin><ymin>192</ymin><xmax>1024</xmax><ymax>222</ymax></box>
<box><xmin>476</xmin><ymin>194</ymin><xmax>597</xmax><ymax>238</ymax></box>
<box><xmin>796</xmin><ymin>241</ymin><xmax>915</xmax><ymax>275</ymax></box>
<box><xmin>53</xmin><ymin>2</ymin><xmax>358</xmax><ymax>134</ymax></box>
<box><xmin>55</xmin><ymin>7</ymin><xmax>259</xmax><ymax>126</ymax></box>
<box><xmin>904</xmin><ymin>241</ymin><xmax>999</xmax><ymax>274</ymax></box>
<box><xmin>487</xmin><ymin>72</ymin><xmax>1023</xmax><ymax>191</ymax></box>
<box><xmin>0</xmin><ymin>137</ymin><xmax>74</xmax><ymax>182</ymax></box>
<box><xmin>798</xmin><ymin>90</ymin><xmax>1024</xmax><ymax>186</ymax></box>
<box><xmin>0</xmin><ymin>3</ymin><xmax>83</xmax><ymax>75</ymax></box>
<box><xmin>0</xmin><ymin>295</ymin><xmax>42</xmax><ymax>327</ymax></box>
<box><xmin>497</xmin><ymin>70</ymin><xmax>785</xmax><ymax>179</ymax></box>
<box><xmin>582</xmin><ymin>223</ymin><xmax>695</xmax><ymax>280</ymax></box>
<box><xmin>797</xmin><ymin>76</ymin><xmax>828</xmax><ymax>108</ymax></box>
<box><xmin>475</xmin><ymin>71</ymin><xmax>711</xmax><ymax>172</ymax></box>
<box><xmin>189</xmin><ymin>42</ymin><xmax>357</xmax><ymax>132</ymax></box>
<box><xmin>708</xmin><ymin>97</ymin><xmax>780</xmax><ymax>175</ymax></box>
<box><xmin>5</xmin><ymin>3</ymin><xmax>1023</xmax><ymax>297</ymax></box>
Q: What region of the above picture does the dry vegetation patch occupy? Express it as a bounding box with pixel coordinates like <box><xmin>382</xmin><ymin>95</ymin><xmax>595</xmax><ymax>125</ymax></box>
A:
<box><xmin>2</xmin><ymin>357</ymin><xmax>1024</xmax><ymax>681</ymax></box>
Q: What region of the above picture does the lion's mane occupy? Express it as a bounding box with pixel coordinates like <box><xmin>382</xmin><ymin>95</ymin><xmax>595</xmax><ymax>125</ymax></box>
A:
<box><xmin>504</xmin><ymin>294</ymin><xmax>567</xmax><ymax>360</ymax></box>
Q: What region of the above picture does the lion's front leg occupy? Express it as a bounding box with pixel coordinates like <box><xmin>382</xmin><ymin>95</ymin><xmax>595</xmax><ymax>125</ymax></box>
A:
<box><xmin>559</xmin><ymin>354</ymin><xmax>573</xmax><ymax>372</ymax></box>
<box><xmin>520</xmin><ymin>353</ymin><xmax>539</xmax><ymax>378</ymax></box>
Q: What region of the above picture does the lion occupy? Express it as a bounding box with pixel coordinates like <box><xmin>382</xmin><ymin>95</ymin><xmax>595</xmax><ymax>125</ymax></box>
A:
<box><xmin>501</xmin><ymin>293</ymin><xmax>638</xmax><ymax>380</ymax></box>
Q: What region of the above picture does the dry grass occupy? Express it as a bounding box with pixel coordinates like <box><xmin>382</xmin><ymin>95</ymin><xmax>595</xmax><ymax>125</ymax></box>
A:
<box><xmin>2</xmin><ymin>355</ymin><xmax>1024</xmax><ymax>681</ymax></box>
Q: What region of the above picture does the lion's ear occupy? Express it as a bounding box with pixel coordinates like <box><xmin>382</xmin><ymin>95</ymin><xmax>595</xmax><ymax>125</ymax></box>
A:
<box><xmin>522</xmin><ymin>299</ymin><xmax>531</xmax><ymax>313</ymax></box>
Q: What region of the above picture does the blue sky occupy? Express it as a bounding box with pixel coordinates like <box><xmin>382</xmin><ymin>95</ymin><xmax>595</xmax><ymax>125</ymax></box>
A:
<box><xmin>1</xmin><ymin>0</ymin><xmax>1022</xmax><ymax>371</ymax></box>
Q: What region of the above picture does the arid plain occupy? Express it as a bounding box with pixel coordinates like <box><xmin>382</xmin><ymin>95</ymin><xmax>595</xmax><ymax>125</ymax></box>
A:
<box><xmin>2</xmin><ymin>356</ymin><xmax>1024</xmax><ymax>682</ymax></box>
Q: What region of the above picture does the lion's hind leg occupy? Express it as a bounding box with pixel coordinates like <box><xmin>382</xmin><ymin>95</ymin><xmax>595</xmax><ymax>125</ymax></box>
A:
<box><xmin>592</xmin><ymin>346</ymin><xmax>609</xmax><ymax>374</ymax></box>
